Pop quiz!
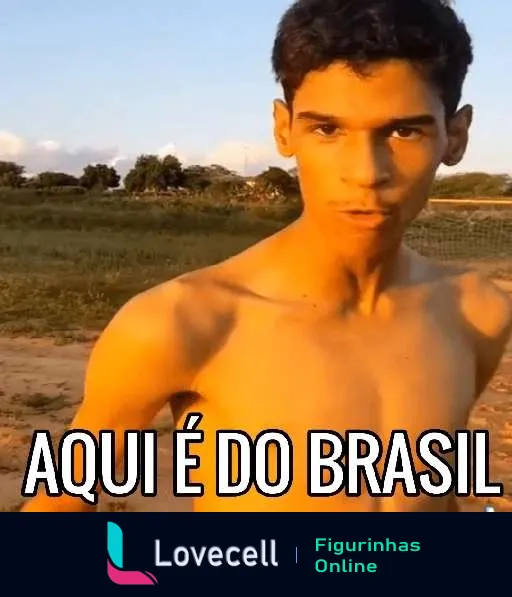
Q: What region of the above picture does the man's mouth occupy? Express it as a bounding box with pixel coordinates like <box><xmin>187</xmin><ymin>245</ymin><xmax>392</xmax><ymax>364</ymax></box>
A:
<box><xmin>335</xmin><ymin>208</ymin><xmax>395</xmax><ymax>228</ymax></box>
<box><xmin>341</xmin><ymin>208</ymin><xmax>393</xmax><ymax>215</ymax></box>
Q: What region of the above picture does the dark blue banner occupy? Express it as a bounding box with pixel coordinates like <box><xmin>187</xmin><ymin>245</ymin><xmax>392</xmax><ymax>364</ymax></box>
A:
<box><xmin>4</xmin><ymin>511</ymin><xmax>508</xmax><ymax>594</ymax></box>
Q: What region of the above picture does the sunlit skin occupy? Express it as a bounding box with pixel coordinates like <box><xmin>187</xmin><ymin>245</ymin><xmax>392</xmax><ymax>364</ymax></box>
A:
<box><xmin>22</xmin><ymin>60</ymin><xmax>512</xmax><ymax>512</ymax></box>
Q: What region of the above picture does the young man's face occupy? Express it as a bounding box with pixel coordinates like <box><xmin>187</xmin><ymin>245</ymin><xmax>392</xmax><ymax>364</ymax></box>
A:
<box><xmin>273</xmin><ymin>59</ymin><xmax>472</xmax><ymax>253</ymax></box>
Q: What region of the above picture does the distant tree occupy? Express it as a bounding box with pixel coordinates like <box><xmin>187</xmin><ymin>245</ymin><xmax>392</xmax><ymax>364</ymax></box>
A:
<box><xmin>431</xmin><ymin>172</ymin><xmax>511</xmax><ymax>198</ymax></box>
<box><xmin>256</xmin><ymin>166</ymin><xmax>298</xmax><ymax>195</ymax></box>
<box><xmin>181</xmin><ymin>163</ymin><xmax>242</xmax><ymax>191</ymax></box>
<box><xmin>181</xmin><ymin>165</ymin><xmax>213</xmax><ymax>191</ymax></box>
<box><xmin>80</xmin><ymin>164</ymin><xmax>120</xmax><ymax>190</ymax></box>
<box><xmin>34</xmin><ymin>171</ymin><xmax>79</xmax><ymax>188</ymax></box>
<box><xmin>207</xmin><ymin>164</ymin><xmax>239</xmax><ymax>179</ymax></box>
<box><xmin>0</xmin><ymin>161</ymin><xmax>25</xmax><ymax>187</ymax></box>
<box><xmin>123</xmin><ymin>154</ymin><xmax>183</xmax><ymax>192</ymax></box>
<box><xmin>123</xmin><ymin>167</ymin><xmax>146</xmax><ymax>193</ymax></box>
<box><xmin>206</xmin><ymin>178</ymin><xmax>250</xmax><ymax>202</ymax></box>
<box><xmin>161</xmin><ymin>154</ymin><xmax>183</xmax><ymax>188</ymax></box>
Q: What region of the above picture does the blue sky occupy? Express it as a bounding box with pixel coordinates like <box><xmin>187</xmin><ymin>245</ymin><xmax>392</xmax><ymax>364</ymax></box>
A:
<box><xmin>0</xmin><ymin>0</ymin><xmax>510</xmax><ymax>176</ymax></box>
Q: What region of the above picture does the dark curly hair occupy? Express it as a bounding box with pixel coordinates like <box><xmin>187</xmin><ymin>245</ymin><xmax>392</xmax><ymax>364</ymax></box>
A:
<box><xmin>271</xmin><ymin>0</ymin><xmax>473</xmax><ymax>118</ymax></box>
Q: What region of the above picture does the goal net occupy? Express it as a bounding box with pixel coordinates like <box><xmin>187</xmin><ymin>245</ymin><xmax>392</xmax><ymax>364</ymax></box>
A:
<box><xmin>404</xmin><ymin>199</ymin><xmax>512</xmax><ymax>279</ymax></box>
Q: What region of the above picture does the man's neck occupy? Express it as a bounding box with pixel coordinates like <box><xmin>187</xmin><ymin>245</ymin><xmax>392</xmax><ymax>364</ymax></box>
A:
<box><xmin>275</xmin><ymin>216</ymin><xmax>408</xmax><ymax>315</ymax></box>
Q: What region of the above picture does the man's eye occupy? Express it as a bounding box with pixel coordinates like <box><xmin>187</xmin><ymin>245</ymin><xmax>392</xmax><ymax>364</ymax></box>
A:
<box><xmin>313</xmin><ymin>124</ymin><xmax>340</xmax><ymax>136</ymax></box>
<box><xmin>390</xmin><ymin>127</ymin><xmax>421</xmax><ymax>139</ymax></box>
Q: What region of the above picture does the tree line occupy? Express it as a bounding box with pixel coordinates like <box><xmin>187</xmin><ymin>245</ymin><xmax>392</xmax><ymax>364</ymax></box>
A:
<box><xmin>0</xmin><ymin>154</ymin><xmax>510</xmax><ymax>198</ymax></box>
<box><xmin>0</xmin><ymin>154</ymin><xmax>298</xmax><ymax>195</ymax></box>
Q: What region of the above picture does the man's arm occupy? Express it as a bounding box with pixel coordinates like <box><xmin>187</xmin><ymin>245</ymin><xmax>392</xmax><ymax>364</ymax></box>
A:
<box><xmin>459</xmin><ymin>274</ymin><xmax>512</xmax><ymax>398</ymax></box>
<box><xmin>21</xmin><ymin>281</ymin><xmax>198</xmax><ymax>512</ymax></box>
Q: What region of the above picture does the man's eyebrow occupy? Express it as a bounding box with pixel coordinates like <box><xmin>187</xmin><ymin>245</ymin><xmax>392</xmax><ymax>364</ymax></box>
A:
<box><xmin>296</xmin><ymin>111</ymin><xmax>436</xmax><ymax>128</ymax></box>
<box><xmin>384</xmin><ymin>115</ymin><xmax>437</xmax><ymax>128</ymax></box>
<box><xmin>296</xmin><ymin>111</ymin><xmax>340</xmax><ymax>123</ymax></box>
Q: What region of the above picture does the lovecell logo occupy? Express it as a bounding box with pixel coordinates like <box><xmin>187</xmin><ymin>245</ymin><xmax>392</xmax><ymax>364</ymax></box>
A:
<box><xmin>107</xmin><ymin>522</ymin><xmax>158</xmax><ymax>585</ymax></box>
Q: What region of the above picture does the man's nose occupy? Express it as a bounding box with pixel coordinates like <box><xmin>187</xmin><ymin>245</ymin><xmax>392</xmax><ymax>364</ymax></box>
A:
<box><xmin>342</xmin><ymin>137</ymin><xmax>391</xmax><ymax>188</ymax></box>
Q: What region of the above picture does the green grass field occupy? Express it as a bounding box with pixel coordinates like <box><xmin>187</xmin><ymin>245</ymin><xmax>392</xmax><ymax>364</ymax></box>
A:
<box><xmin>1</xmin><ymin>190</ymin><xmax>511</xmax><ymax>340</ymax></box>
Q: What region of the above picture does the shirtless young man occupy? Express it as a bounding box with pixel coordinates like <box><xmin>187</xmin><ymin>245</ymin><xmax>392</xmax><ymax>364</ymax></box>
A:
<box><xmin>22</xmin><ymin>0</ymin><xmax>512</xmax><ymax>513</ymax></box>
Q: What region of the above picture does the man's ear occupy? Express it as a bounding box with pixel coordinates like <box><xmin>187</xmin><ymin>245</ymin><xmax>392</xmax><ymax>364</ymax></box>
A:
<box><xmin>442</xmin><ymin>104</ymin><xmax>473</xmax><ymax>166</ymax></box>
<box><xmin>273</xmin><ymin>99</ymin><xmax>294</xmax><ymax>158</ymax></box>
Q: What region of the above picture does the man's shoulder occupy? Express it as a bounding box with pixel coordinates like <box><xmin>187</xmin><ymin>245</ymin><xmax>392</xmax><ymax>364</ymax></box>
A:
<box><xmin>406</xmin><ymin>251</ymin><xmax>512</xmax><ymax>341</ymax></box>
<box><xmin>422</xmin><ymin>256</ymin><xmax>512</xmax><ymax>340</ymax></box>
<box><xmin>113</xmin><ymin>263</ymin><xmax>241</xmax><ymax>341</ymax></box>
<box><xmin>440</xmin><ymin>266</ymin><xmax>512</xmax><ymax>395</ymax></box>
<box><xmin>84</xmin><ymin>264</ymin><xmax>241</xmax><ymax>388</ymax></box>
<box><xmin>453</xmin><ymin>269</ymin><xmax>512</xmax><ymax>341</ymax></box>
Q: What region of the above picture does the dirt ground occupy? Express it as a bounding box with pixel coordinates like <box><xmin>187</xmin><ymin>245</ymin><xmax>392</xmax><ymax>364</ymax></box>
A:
<box><xmin>1</xmin><ymin>317</ymin><xmax>512</xmax><ymax>513</ymax></box>
<box><xmin>0</xmin><ymin>335</ymin><xmax>191</xmax><ymax>513</ymax></box>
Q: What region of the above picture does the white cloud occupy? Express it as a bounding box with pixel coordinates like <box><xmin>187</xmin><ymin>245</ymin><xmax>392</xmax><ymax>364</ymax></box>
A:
<box><xmin>36</xmin><ymin>140</ymin><xmax>62</xmax><ymax>152</ymax></box>
<box><xmin>0</xmin><ymin>130</ymin><xmax>294</xmax><ymax>179</ymax></box>
<box><xmin>0</xmin><ymin>131</ymin><xmax>123</xmax><ymax>178</ymax></box>
<box><xmin>0</xmin><ymin>132</ymin><xmax>28</xmax><ymax>156</ymax></box>
<box><xmin>156</xmin><ymin>142</ymin><xmax>189</xmax><ymax>165</ymax></box>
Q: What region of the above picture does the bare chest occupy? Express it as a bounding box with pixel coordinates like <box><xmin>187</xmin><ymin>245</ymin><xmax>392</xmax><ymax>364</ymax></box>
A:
<box><xmin>190</xmin><ymin>306</ymin><xmax>476</xmax><ymax>439</ymax></box>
